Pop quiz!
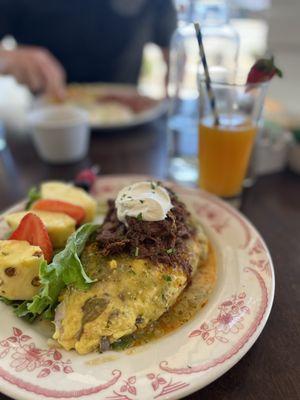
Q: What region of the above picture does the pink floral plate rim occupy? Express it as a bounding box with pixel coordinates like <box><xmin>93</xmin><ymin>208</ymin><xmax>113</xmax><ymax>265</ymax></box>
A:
<box><xmin>0</xmin><ymin>175</ymin><xmax>275</xmax><ymax>400</ymax></box>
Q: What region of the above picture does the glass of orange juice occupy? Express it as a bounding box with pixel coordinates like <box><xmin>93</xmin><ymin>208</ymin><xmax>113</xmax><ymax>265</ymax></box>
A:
<box><xmin>198</xmin><ymin>70</ymin><xmax>269</xmax><ymax>201</ymax></box>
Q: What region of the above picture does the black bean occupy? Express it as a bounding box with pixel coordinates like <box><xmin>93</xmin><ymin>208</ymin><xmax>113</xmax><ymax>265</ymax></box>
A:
<box><xmin>5</xmin><ymin>267</ymin><xmax>16</xmax><ymax>277</ymax></box>
<box><xmin>31</xmin><ymin>276</ymin><xmax>41</xmax><ymax>287</ymax></box>
<box><xmin>99</xmin><ymin>336</ymin><xmax>110</xmax><ymax>353</ymax></box>
<box><xmin>33</xmin><ymin>251</ymin><xmax>43</xmax><ymax>257</ymax></box>
<box><xmin>135</xmin><ymin>315</ymin><xmax>144</xmax><ymax>325</ymax></box>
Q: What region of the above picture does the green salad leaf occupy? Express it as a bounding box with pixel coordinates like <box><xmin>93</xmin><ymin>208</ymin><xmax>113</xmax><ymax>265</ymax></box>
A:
<box><xmin>25</xmin><ymin>186</ymin><xmax>41</xmax><ymax>210</ymax></box>
<box><xmin>15</xmin><ymin>223</ymin><xmax>98</xmax><ymax>320</ymax></box>
<box><xmin>0</xmin><ymin>296</ymin><xmax>16</xmax><ymax>306</ymax></box>
<box><xmin>0</xmin><ymin>297</ymin><xmax>37</xmax><ymax>322</ymax></box>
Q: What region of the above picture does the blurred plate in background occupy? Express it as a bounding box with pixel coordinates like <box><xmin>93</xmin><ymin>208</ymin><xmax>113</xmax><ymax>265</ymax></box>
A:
<box><xmin>37</xmin><ymin>83</ymin><xmax>168</xmax><ymax>130</ymax></box>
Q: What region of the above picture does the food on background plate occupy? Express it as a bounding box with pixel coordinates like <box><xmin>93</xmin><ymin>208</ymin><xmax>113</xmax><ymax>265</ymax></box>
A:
<box><xmin>87</xmin><ymin>102</ymin><xmax>134</xmax><ymax>126</ymax></box>
<box><xmin>45</xmin><ymin>84</ymin><xmax>159</xmax><ymax>126</ymax></box>
<box><xmin>0</xmin><ymin>179</ymin><xmax>216</xmax><ymax>354</ymax></box>
<box><xmin>95</xmin><ymin>92</ymin><xmax>157</xmax><ymax>114</ymax></box>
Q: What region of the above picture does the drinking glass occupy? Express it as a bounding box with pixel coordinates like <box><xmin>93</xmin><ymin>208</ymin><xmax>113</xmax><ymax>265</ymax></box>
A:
<box><xmin>198</xmin><ymin>70</ymin><xmax>268</xmax><ymax>202</ymax></box>
<box><xmin>167</xmin><ymin>0</ymin><xmax>239</xmax><ymax>184</ymax></box>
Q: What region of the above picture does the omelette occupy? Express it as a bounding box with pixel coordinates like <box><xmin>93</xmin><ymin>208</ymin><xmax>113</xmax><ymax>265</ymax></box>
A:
<box><xmin>53</xmin><ymin>184</ymin><xmax>210</xmax><ymax>355</ymax></box>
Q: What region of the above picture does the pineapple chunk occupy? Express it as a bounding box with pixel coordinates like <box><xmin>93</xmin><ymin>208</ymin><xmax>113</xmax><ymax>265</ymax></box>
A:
<box><xmin>5</xmin><ymin>210</ymin><xmax>75</xmax><ymax>248</ymax></box>
<box><xmin>0</xmin><ymin>240</ymin><xmax>44</xmax><ymax>300</ymax></box>
<box><xmin>41</xmin><ymin>181</ymin><xmax>96</xmax><ymax>222</ymax></box>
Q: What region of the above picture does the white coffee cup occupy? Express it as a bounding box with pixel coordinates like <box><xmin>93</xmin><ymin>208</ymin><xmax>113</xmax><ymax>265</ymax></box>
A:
<box><xmin>28</xmin><ymin>105</ymin><xmax>90</xmax><ymax>164</ymax></box>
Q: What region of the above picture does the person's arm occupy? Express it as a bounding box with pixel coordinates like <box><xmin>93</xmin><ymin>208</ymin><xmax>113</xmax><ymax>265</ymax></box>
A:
<box><xmin>152</xmin><ymin>0</ymin><xmax>177</xmax><ymax>87</ymax></box>
<box><xmin>0</xmin><ymin>1</ymin><xmax>66</xmax><ymax>99</ymax></box>
<box><xmin>161</xmin><ymin>48</ymin><xmax>171</xmax><ymax>88</ymax></box>
<box><xmin>0</xmin><ymin>46</ymin><xmax>66</xmax><ymax>99</ymax></box>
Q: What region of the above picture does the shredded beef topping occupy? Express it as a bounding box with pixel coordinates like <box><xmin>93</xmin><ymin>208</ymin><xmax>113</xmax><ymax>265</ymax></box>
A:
<box><xmin>96</xmin><ymin>189</ymin><xmax>196</xmax><ymax>276</ymax></box>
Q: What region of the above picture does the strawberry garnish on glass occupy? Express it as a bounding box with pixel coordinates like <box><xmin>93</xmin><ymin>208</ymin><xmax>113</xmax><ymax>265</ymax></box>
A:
<box><xmin>246</xmin><ymin>56</ymin><xmax>283</xmax><ymax>85</ymax></box>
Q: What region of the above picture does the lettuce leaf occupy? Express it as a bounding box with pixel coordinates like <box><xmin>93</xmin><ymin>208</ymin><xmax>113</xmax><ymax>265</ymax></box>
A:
<box><xmin>15</xmin><ymin>223</ymin><xmax>98</xmax><ymax>320</ymax></box>
<box><xmin>25</xmin><ymin>186</ymin><xmax>41</xmax><ymax>210</ymax></box>
<box><xmin>0</xmin><ymin>296</ymin><xmax>17</xmax><ymax>306</ymax></box>
<box><xmin>0</xmin><ymin>297</ymin><xmax>37</xmax><ymax>322</ymax></box>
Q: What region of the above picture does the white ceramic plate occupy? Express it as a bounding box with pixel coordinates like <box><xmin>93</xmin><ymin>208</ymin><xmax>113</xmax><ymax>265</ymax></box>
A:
<box><xmin>0</xmin><ymin>175</ymin><xmax>275</xmax><ymax>400</ymax></box>
<box><xmin>35</xmin><ymin>84</ymin><xmax>168</xmax><ymax>130</ymax></box>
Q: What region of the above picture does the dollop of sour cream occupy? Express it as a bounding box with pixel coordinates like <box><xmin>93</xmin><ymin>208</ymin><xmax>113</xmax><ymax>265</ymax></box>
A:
<box><xmin>116</xmin><ymin>181</ymin><xmax>173</xmax><ymax>224</ymax></box>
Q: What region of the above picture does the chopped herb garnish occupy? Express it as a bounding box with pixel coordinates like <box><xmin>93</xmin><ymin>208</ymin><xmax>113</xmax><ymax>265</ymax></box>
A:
<box><xmin>110</xmin><ymin>335</ymin><xmax>134</xmax><ymax>351</ymax></box>
<box><xmin>166</xmin><ymin>248</ymin><xmax>175</xmax><ymax>254</ymax></box>
<box><xmin>163</xmin><ymin>275</ymin><xmax>172</xmax><ymax>282</ymax></box>
<box><xmin>136</xmin><ymin>212</ymin><xmax>143</xmax><ymax>221</ymax></box>
<box><xmin>135</xmin><ymin>247</ymin><xmax>139</xmax><ymax>257</ymax></box>
<box><xmin>139</xmin><ymin>200</ymin><xmax>144</xmax><ymax>204</ymax></box>
<box><xmin>150</xmin><ymin>182</ymin><xmax>156</xmax><ymax>190</ymax></box>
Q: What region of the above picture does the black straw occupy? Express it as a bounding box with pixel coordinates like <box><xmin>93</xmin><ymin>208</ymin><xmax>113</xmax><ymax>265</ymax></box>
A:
<box><xmin>194</xmin><ymin>22</ymin><xmax>219</xmax><ymax>126</ymax></box>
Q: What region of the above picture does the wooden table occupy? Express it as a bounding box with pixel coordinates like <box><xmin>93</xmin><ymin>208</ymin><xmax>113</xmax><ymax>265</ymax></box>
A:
<box><xmin>0</xmin><ymin>121</ymin><xmax>299</xmax><ymax>400</ymax></box>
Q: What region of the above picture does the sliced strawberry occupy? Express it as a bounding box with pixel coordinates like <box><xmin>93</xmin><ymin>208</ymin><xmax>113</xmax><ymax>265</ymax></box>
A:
<box><xmin>246</xmin><ymin>56</ymin><xmax>282</xmax><ymax>85</ymax></box>
<box><xmin>9</xmin><ymin>213</ymin><xmax>53</xmax><ymax>262</ymax></box>
<box><xmin>32</xmin><ymin>199</ymin><xmax>86</xmax><ymax>225</ymax></box>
